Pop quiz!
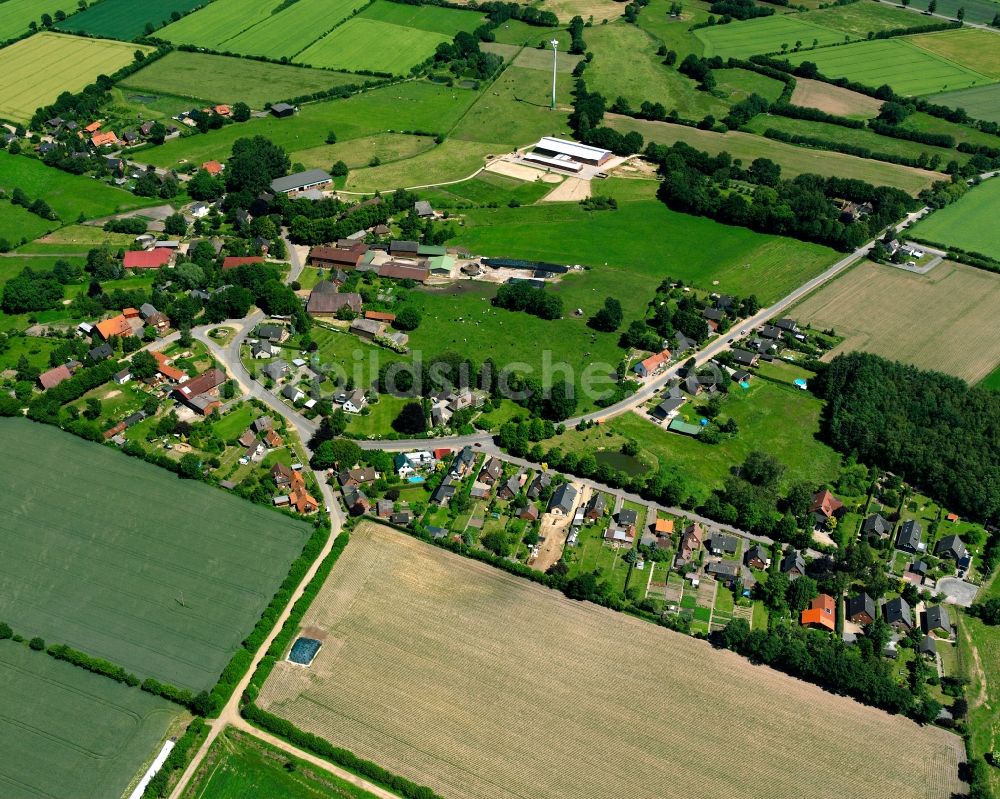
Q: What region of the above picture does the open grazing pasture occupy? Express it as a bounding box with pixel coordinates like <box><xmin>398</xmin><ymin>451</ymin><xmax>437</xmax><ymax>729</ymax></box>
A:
<box><xmin>158</xmin><ymin>0</ymin><xmax>280</xmax><ymax>49</ymax></box>
<box><xmin>120</xmin><ymin>52</ymin><xmax>363</xmax><ymax>106</ymax></box>
<box><xmin>786</xmin><ymin>39</ymin><xmax>991</xmax><ymax>96</ymax></box>
<box><xmin>910</xmin><ymin>178</ymin><xmax>1000</xmax><ymax>259</ymax></box>
<box><xmin>0</xmin><ymin>32</ymin><xmax>154</xmax><ymax>123</ymax></box>
<box><xmin>790</xmin><ymin>77</ymin><xmax>882</xmax><ymax>117</ymax></box>
<box><xmin>804</xmin><ymin>1</ymin><xmax>932</xmax><ymax>35</ymax></box>
<box><xmin>606</xmin><ymin>115</ymin><xmax>939</xmax><ymax>193</ymax></box>
<box><xmin>216</xmin><ymin>0</ymin><xmax>358</xmax><ymax>60</ymax></box>
<box><xmin>294</xmin><ymin>18</ymin><xmax>452</xmax><ymax>74</ymax></box>
<box><xmin>258</xmin><ymin>522</ymin><xmax>965</xmax><ymax>799</ymax></box>
<box><xmin>792</xmin><ymin>260</ymin><xmax>1000</xmax><ymax>383</ymax></box>
<box><xmin>181</xmin><ymin>727</ymin><xmax>377</xmax><ymax>799</ymax></box>
<box><xmin>908</xmin><ymin>28</ymin><xmax>1000</xmax><ymax>79</ymax></box>
<box><xmin>53</xmin><ymin>0</ymin><xmax>205</xmax><ymax>39</ymax></box>
<box><xmin>0</xmin><ymin>0</ymin><xmax>71</xmax><ymax>40</ymax></box>
<box><xmin>0</xmin><ymin>151</ymin><xmax>153</xmax><ymax>223</ymax></box>
<box><xmin>928</xmin><ymin>83</ymin><xmax>1000</xmax><ymax>124</ymax></box>
<box><xmin>358</xmin><ymin>0</ymin><xmax>485</xmax><ymax>34</ymax></box>
<box><xmin>0</xmin><ymin>640</ymin><xmax>178</xmax><ymax>799</ymax></box>
<box><xmin>696</xmin><ymin>15</ymin><xmax>844</xmax><ymax>59</ymax></box>
<box><xmin>0</xmin><ymin>419</ymin><xmax>313</xmax><ymax>692</ymax></box>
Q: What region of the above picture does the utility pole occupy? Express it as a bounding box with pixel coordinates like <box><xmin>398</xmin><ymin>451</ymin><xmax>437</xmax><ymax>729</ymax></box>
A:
<box><xmin>550</xmin><ymin>39</ymin><xmax>559</xmax><ymax>110</ymax></box>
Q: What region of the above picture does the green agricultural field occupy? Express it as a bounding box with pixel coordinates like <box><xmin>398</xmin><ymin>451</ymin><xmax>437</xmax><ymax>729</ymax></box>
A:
<box><xmin>0</xmin><ymin>151</ymin><xmax>156</xmax><ymax>224</ymax></box>
<box><xmin>637</xmin><ymin>0</ymin><xmax>715</xmax><ymax>59</ymax></box>
<box><xmin>418</xmin><ymin>172</ymin><xmax>554</xmax><ymax>209</ymax></box>
<box><xmin>898</xmin><ymin>110</ymin><xmax>1000</xmax><ymax>151</ymax></box>
<box><xmin>53</xmin><ymin>0</ymin><xmax>205</xmax><ymax>39</ymax></box>
<box><xmin>140</xmin><ymin>80</ymin><xmax>480</xmax><ymax>168</ymax></box>
<box><xmin>0</xmin><ymin>199</ymin><xmax>56</xmax><ymax>246</ymax></box>
<box><xmin>557</xmin><ymin>380</ymin><xmax>842</xmax><ymax>500</ymax></box>
<box><xmin>587</xmin><ymin>22</ymin><xmax>728</xmax><ymax>119</ymax></box>
<box><xmin>804</xmin><ymin>2</ymin><xmax>934</xmax><ymax>36</ymax></box>
<box><xmin>358</xmin><ymin>0</ymin><xmax>485</xmax><ymax>34</ymax></box>
<box><xmin>451</xmin><ymin>200</ymin><xmax>839</xmax><ymax>302</ymax></box>
<box><xmin>981</xmin><ymin>363</ymin><xmax>1000</xmax><ymax>391</ymax></box>
<box><xmin>927</xmin><ymin>83</ymin><xmax>1000</xmax><ymax>124</ymax></box>
<box><xmin>910</xmin><ymin>178</ymin><xmax>1000</xmax><ymax>259</ymax></box>
<box><xmin>0</xmin><ymin>0</ymin><xmax>74</xmax><ymax>40</ymax></box>
<box><xmin>785</xmin><ymin>38</ymin><xmax>991</xmax><ymax>96</ymax></box>
<box><xmin>295</xmin><ymin>18</ymin><xmax>451</xmax><ymax>74</ymax></box>
<box><xmin>0</xmin><ymin>640</ymin><xmax>179</xmax><ymax>799</ymax></box>
<box><xmin>0</xmin><ymin>418</ymin><xmax>313</xmax><ymax>692</ymax></box>
<box><xmin>715</xmin><ymin>67</ymin><xmax>787</xmax><ymax>103</ymax></box>
<box><xmin>181</xmin><ymin>727</ymin><xmax>378</xmax><ymax>799</ymax></box>
<box><xmin>908</xmin><ymin>28</ymin><xmax>1000</xmax><ymax>79</ymax></box>
<box><xmin>295</xmin><ymin>132</ymin><xmax>436</xmax><ymax>171</ymax></box>
<box><xmin>218</xmin><ymin>0</ymin><xmax>358</xmax><ymax>60</ymax></box>
<box><xmin>120</xmin><ymin>52</ymin><xmax>366</xmax><ymax>107</ymax></box>
<box><xmin>15</xmin><ymin>224</ymin><xmax>133</xmax><ymax>254</ymax></box>
<box><xmin>490</xmin><ymin>18</ymin><xmax>563</xmax><ymax>46</ymax></box>
<box><xmin>0</xmin><ymin>32</ymin><xmax>155</xmax><ymax>123</ymax></box>
<box><xmin>903</xmin><ymin>0</ymin><xmax>1000</xmax><ymax>24</ymax></box>
<box><xmin>343</xmin><ymin>139</ymin><xmax>501</xmax><ymax>190</ymax></box>
<box><xmin>744</xmin><ymin>114</ymin><xmax>962</xmax><ymax>165</ymax></box>
<box><xmin>696</xmin><ymin>15</ymin><xmax>845</xmax><ymax>59</ymax></box>
<box><xmin>158</xmin><ymin>0</ymin><xmax>278</xmax><ymax>49</ymax></box>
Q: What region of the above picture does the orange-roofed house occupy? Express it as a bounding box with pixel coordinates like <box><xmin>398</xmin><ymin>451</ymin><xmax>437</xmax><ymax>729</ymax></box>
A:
<box><xmin>365</xmin><ymin>310</ymin><xmax>396</xmax><ymax>322</ymax></box>
<box><xmin>655</xmin><ymin>518</ymin><xmax>674</xmax><ymax>534</ymax></box>
<box><xmin>122</xmin><ymin>307</ymin><xmax>141</xmax><ymax>318</ymax></box>
<box><xmin>151</xmin><ymin>351</ymin><xmax>185</xmax><ymax>383</ymax></box>
<box><xmin>95</xmin><ymin>314</ymin><xmax>133</xmax><ymax>341</ymax></box>
<box><xmin>91</xmin><ymin>131</ymin><xmax>119</xmax><ymax>148</ymax></box>
<box><xmin>222</xmin><ymin>256</ymin><xmax>264</xmax><ymax>270</ymax></box>
<box><xmin>214</xmin><ymin>104</ymin><xmax>231</xmax><ymax>116</ymax></box>
<box><xmin>433</xmin><ymin>448</ymin><xmax>452</xmax><ymax>461</ymax></box>
<box><xmin>288</xmin><ymin>470</ymin><xmax>319</xmax><ymax>513</ymax></box>
<box><xmin>801</xmin><ymin>594</ymin><xmax>836</xmax><ymax>632</ymax></box>
<box><xmin>634</xmin><ymin>349</ymin><xmax>671</xmax><ymax>378</ymax></box>
<box><xmin>84</xmin><ymin>121</ymin><xmax>101</xmax><ymax>133</ymax></box>
<box><xmin>809</xmin><ymin>489</ymin><xmax>845</xmax><ymax>523</ymax></box>
<box><xmin>124</xmin><ymin>249</ymin><xmax>172</xmax><ymax>270</ymax></box>
<box><xmin>202</xmin><ymin>160</ymin><xmax>223</xmax><ymax>175</ymax></box>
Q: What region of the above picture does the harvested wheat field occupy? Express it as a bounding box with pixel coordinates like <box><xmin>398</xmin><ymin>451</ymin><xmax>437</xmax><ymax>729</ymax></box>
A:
<box><xmin>790</xmin><ymin>77</ymin><xmax>882</xmax><ymax>118</ymax></box>
<box><xmin>793</xmin><ymin>260</ymin><xmax>1000</xmax><ymax>383</ymax></box>
<box><xmin>259</xmin><ymin>521</ymin><xmax>964</xmax><ymax>799</ymax></box>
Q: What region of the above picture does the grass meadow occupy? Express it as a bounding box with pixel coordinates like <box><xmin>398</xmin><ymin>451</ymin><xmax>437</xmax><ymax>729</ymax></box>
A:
<box><xmin>606</xmin><ymin>115</ymin><xmax>939</xmax><ymax>193</ymax></box>
<box><xmin>0</xmin><ymin>199</ymin><xmax>57</xmax><ymax>245</ymax></box>
<box><xmin>792</xmin><ymin>260</ymin><xmax>1000</xmax><ymax>384</ymax></box>
<box><xmin>120</xmin><ymin>52</ymin><xmax>365</xmax><ymax>106</ymax></box>
<box><xmin>294</xmin><ymin>18</ymin><xmax>452</xmax><ymax>74</ymax></box>
<box><xmin>180</xmin><ymin>727</ymin><xmax>378</xmax><ymax>799</ymax></box>
<box><xmin>217</xmin><ymin>0</ymin><xmax>359</xmax><ymax>60</ymax></box>
<box><xmin>53</xmin><ymin>0</ymin><xmax>205</xmax><ymax>39</ymax></box>
<box><xmin>158</xmin><ymin>0</ymin><xmax>279</xmax><ymax>49</ymax></box>
<box><xmin>785</xmin><ymin>39</ymin><xmax>991</xmax><ymax>95</ymax></box>
<box><xmin>0</xmin><ymin>151</ymin><xmax>155</xmax><ymax>223</ymax></box>
<box><xmin>257</xmin><ymin>522</ymin><xmax>965</xmax><ymax>799</ymax></box>
<box><xmin>804</xmin><ymin>1</ymin><xmax>932</xmax><ymax>35</ymax></box>
<box><xmin>0</xmin><ymin>418</ymin><xmax>313</xmax><ymax>691</ymax></box>
<box><xmin>0</xmin><ymin>32</ymin><xmax>154</xmax><ymax>122</ymax></box>
<box><xmin>908</xmin><ymin>28</ymin><xmax>1000</xmax><ymax>79</ymax></box>
<box><xmin>0</xmin><ymin>0</ymin><xmax>72</xmax><ymax>40</ymax></box>
<box><xmin>910</xmin><ymin>178</ymin><xmax>1000</xmax><ymax>259</ymax></box>
<box><xmin>0</xmin><ymin>640</ymin><xmax>178</xmax><ymax>799</ymax></box>
<box><xmin>294</xmin><ymin>132</ymin><xmax>437</xmax><ymax>171</ymax></box>
<box><xmin>696</xmin><ymin>15</ymin><xmax>846</xmax><ymax>59</ymax></box>
<box><xmin>980</xmin><ymin>364</ymin><xmax>1000</xmax><ymax>391</ymax></box>
<box><xmin>901</xmin><ymin>0</ymin><xmax>1000</xmax><ymax>24</ymax></box>
<box><xmin>358</xmin><ymin>0</ymin><xmax>485</xmax><ymax>34</ymax></box>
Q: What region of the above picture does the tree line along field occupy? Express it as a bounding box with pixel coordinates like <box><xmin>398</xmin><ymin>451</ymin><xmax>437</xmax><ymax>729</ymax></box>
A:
<box><xmin>910</xmin><ymin>178</ymin><xmax>1000</xmax><ymax>259</ymax></box>
<box><xmin>0</xmin><ymin>419</ymin><xmax>314</xmax><ymax>692</ymax></box>
<box><xmin>0</xmin><ymin>640</ymin><xmax>179</xmax><ymax>799</ymax></box>
<box><xmin>257</xmin><ymin>522</ymin><xmax>965</xmax><ymax>799</ymax></box>
<box><xmin>786</xmin><ymin>39</ymin><xmax>991</xmax><ymax>96</ymax></box>
<box><xmin>181</xmin><ymin>726</ymin><xmax>379</xmax><ymax>799</ymax></box>
<box><xmin>0</xmin><ymin>32</ymin><xmax>155</xmax><ymax>123</ymax></box>
<box><xmin>605</xmin><ymin>115</ymin><xmax>940</xmax><ymax>193</ymax></box>
<box><xmin>0</xmin><ymin>151</ymin><xmax>155</xmax><ymax>227</ymax></box>
<box><xmin>791</xmin><ymin>259</ymin><xmax>1000</xmax><ymax>384</ymax></box>
<box><xmin>53</xmin><ymin>0</ymin><xmax>206</xmax><ymax>40</ymax></box>
<box><xmin>119</xmin><ymin>52</ymin><xmax>364</xmax><ymax>107</ymax></box>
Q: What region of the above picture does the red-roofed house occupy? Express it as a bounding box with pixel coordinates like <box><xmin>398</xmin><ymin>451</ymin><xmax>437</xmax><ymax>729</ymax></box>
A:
<box><xmin>84</xmin><ymin>121</ymin><xmax>101</xmax><ymax>133</ymax></box>
<box><xmin>810</xmin><ymin>489</ymin><xmax>845</xmax><ymax>523</ymax></box>
<box><xmin>172</xmin><ymin>368</ymin><xmax>227</xmax><ymax>415</ymax></box>
<box><xmin>94</xmin><ymin>314</ymin><xmax>133</xmax><ymax>341</ymax></box>
<box><xmin>38</xmin><ymin>363</ymin><xmax>73</xmax><ymax>390</ymax></box>
<box><xmin>152</xmin><ymin>351</ymin><xmax>185</xmax><ymax>383</ymax></box>
<box><xmin>633</xmin><ymin>349</ymin><xmax>672</xmax><ymax>378</ymax></box>
<box><xmin>201</xmin><ymin>160</ymin><xmax>223</xmax><ymax>175</ymax></box>
<box><xmin>433</xmin><ymin>447</ymin><xmax>452</xmax><ymax>461</ymax></box>
<box><xmin>124</xmin><ymin>249</ymin><xmax>172</xmax><ymax>270</ymax></box>
<box><xmin>801</xmin><ymin>594</ymin><xmax>836</xmax><ymax>632</ymax></box>
<box><xmin>222</xmin><ymin>256</ymin><xmax>264</xmax><ymax>270</ymax></box>
<box><xmin>377</xmin><ymin>261</ymin><xmax>428</xmax><ymax>282</ymax></box>
<box><xmin>91</xmin><ymin>131</ymin><xmax>119</xmax><ymax>148</ymax></box>
<box><xmin>214</xmin><ymin>105</ymin><xmax>230</xmax><ymax>117</ymax></box>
